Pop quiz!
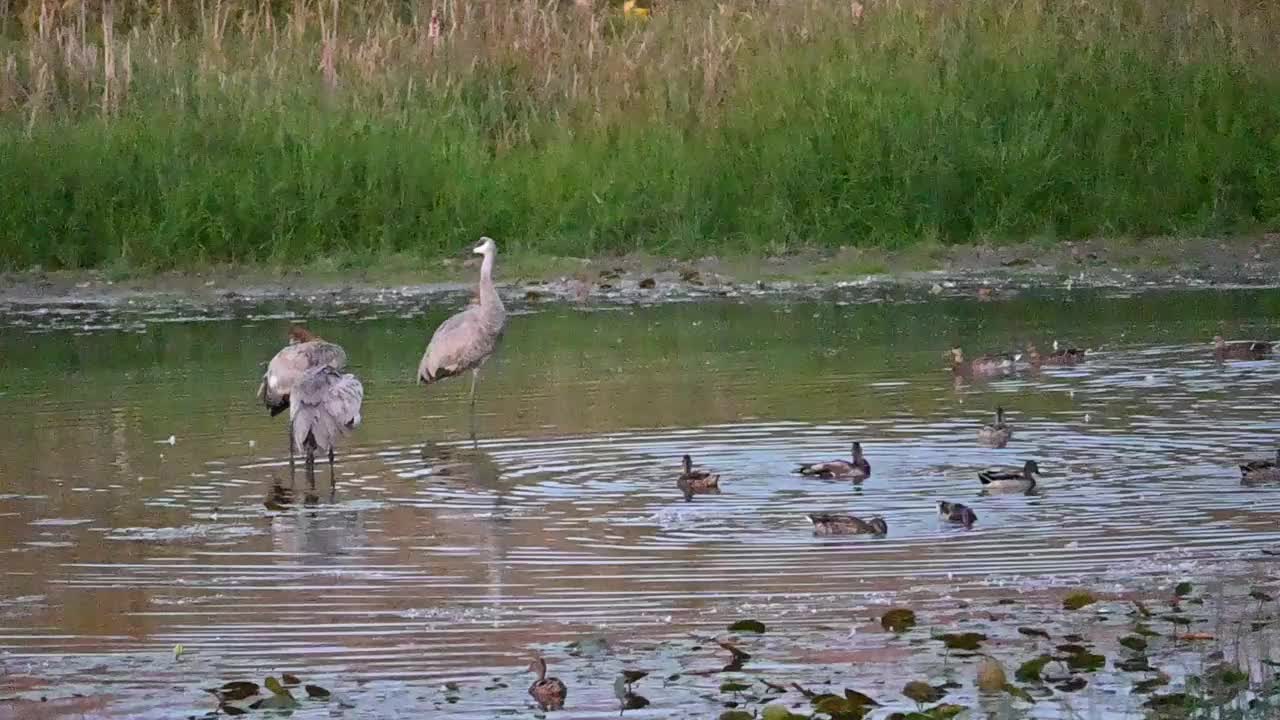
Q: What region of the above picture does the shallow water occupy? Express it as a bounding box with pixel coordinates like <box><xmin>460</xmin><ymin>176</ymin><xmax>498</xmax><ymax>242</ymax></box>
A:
<box><xmin>1</xmin><ymin>287</ymin><xmax>1279</xmax><ymax>718</ymax></box>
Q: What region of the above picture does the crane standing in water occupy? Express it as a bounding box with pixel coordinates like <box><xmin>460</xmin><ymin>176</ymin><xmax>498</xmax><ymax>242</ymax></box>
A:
<box><xmin>290</xmin><ymin>365</ymin><xmax>365</xmax><ymax>484</ymax></box>
<box><xmin>417</xmin><ymin>237</ymin><xmax>508</xmax><ymax>436</ymax></box>
<box><xmin>257</xmin><ymin>325</ymin><xmax>348</xmax><ymax>468</ymax></box>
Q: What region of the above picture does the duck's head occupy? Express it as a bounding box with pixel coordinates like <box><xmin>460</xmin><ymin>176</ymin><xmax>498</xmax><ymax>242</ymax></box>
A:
<box><xmin>287</xmin><ymin>324</ymin><xmax>315</xmax><ymax>344</ymax></box>
<box><xmin>995</xmin><ymin>406</ymin><xmax>1005</xmax><ymax>422</ymax></box>
<box><xmin>527</xmin><ymin>656</ymin><xmax>547</xmax><ymax>676</ymax></box>
<box><xmin>852</xmin><ymin>441</ymin><xmax>864</xmax><ymax>459</ymax></box>
<box><xmin>681</xmin><ymin>454</ymin><xmax>693</xmax><ymax>471</ymax></box>
<box><xmin>1213</xmin><ymin>335</ymin><xmax>1226</xmax><ymax>349</ymax></box>
<box><xmin>1024</xmin><ymin>460</ymin><xmax>1042</xmax><ymax>476</ymax></box>
<box><xmin>946</xmin><ymin>347</ymin><xmax>964</xmax><ymax>365</ymax></box>
<box><xmin>868</xmin><ymin>516</ymin><xmax>888</xmax><ymax>535</ymax></box>
<box><xmin>937</xmin><ymin>500</ymin><xmax>953</xmax><ymax>516</ymax></box>
<box><xmin>474</xmin><ymin>236</ymin><xmax>497</xmax><ymax>256</ymax></box>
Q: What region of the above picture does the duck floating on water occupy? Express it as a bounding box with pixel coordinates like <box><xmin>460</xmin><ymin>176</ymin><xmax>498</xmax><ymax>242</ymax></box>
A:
<box><xmin>1241</xmin><ymin>449</ymin><xmax>1280</xmax><ymax>485</ymax></box>
<box><xmin>979</xmin><ymin>460</ymin><xmax>1041</xmax><ymax>493</ymax></box>
<box><xmin>677</xmin><ymin>454</ymin><xmax>720</xmax><ymax>500</ymax></box>
<box><xmin>938</xmin><ymin>501</ymin><xmax>978</xmax><ymax>528</ymax></box>
<box><xmin>977</xmin><ymin>406</ymin><xmax>1013</xmax><ymax>448</ymax></box>
<box><xmin>527</xmin><ymin>656</ymin><xmax>567</xmax><ymax>711</ymax></box>
<box><xmin>1027</xmin><ymin>341</ymin><xmax>1087</xmax><ymax>367</ymax></box>
<box><xmin>1214</xmin><ymin>335</ymin><xmax>1272</xmax><ymax>361</ymax></box>
<box><xmin>947</xmin><ymin>347</ymin><xmax>1017</xmax><ymax>376</ymax></box>
<box><xmin>795</xmin><ymin>442</ymin><xmax>871</xmax><ymax>481</ymax></box>
<box><xmin>807</xmin><ymin>513</ymin><xmax>887</xmax><ymax>536</ymax></box>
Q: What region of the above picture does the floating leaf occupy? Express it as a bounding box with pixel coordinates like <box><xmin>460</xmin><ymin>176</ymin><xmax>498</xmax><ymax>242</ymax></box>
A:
<box><xmin>263</xmin><ymin>676</ymin><xmax>290</xmax><ymax>697</ymax></box>
<box><xmin>923</xmin><ymin>705</ymin><xmax>967</xmax><ymax>719</ymax></box>
<box><xmin>1016</xmin><ymin>655</ymin><xmax>1052</xmax><ymax>683</ymax></box>
<box><xmin>218</xmin><ymin>682</ymin><xmax>259</xmax><ymax>701</ymax></box>
<box><xmin>1003</xmin><ymin>683</ymin><xmax>1034</xmax><ymax>703</ymax></box>
<box><xmin>1118</xmin><ymin>656</ymin><xmax>1152</xmax><ymax>673</ymax></box>
<box><xmin>1133</xmin><ymin>623</ymin><xmax>1160</xmax><ymax>637</ymax></box>
<box><xmin>249</xmin><ymin>693</ymin><xmax>298</xmax><ymax>710</ymax></box>
<box><xmin>281</xmin><ymin>673</ymin><xmax>301</xmax><ymax>687</ymax></box>
<box><xmin>621</xmin><ymin>692</ymin><xmax>650</xmax><ymax>710</ymax></box>
<box><xmin>1017</xmin><ymin>627</ymin><xmax>1050</xmax><ymax>640</ymax></box>
<box><xmin>1173</xmin><ymin>582</ymin><xmax>1193</xmax><ymax>597</ymax></box>
<box><xmin>720</xmin><ymin>712</ymin><xmax>755</xmax><ymax>720</ymax></box>
<box><xmin>1163</xmin><ymin>614</ymin><xmax>1194</xmax><ymax>626</ymax></box>
<box><xmin>304</xmin><ymin>684</ymin><xmax>330</xmax><ymax>699</ymax></box>
<box><xmin>729</xmin><ymin>619</ymin><xmax>767</xmax><ymax>634</ymax></box>
<box><xmin>1065</xmin><ymin>652</ymin><xmax>1106</xmax><ymax>672</ymax></box>
<box><xmin>881</xmin><ymin>609</ymin><xmax>917</xmax><ymax>633</ymax></box>
<box><xmin>762</xmin><ymin>705</ymin><xmax>807</xmax><ymax>720</ymax></box>
<box><xmin>902</xmin><ymin>681</ymin><xmax>944</xmax><ymax>704</ymax></box>
<box><xmin>1054</xmin><ymin>677</ymin><xmax>1088</xmax><ymax>693</ymax></box>
<box><xmin>843</xmin><ymin>689</ymin><xmax>880</xmax><ymax>707</ymax></box>
<box><xmin>814</xmin><ymin>695</ymin><xmax>870</xmax><ymax>717</ymax></box>
<box><xmin>1207</xmin><ymin>664</ymin><xmax>1249</xmax><ymax>688</ymax></box>
<box><xmin>1062</xmin><ymin>634</ymin><xmax>1085</xmax><ymax>643</ymax></box>
<box><xmin>1250</xmin><ymin>589</ymin><xmax>1274</xmax><ymax>602</ymax></box>
<box><xmin>1144</xmin><ymin>692</ymin><xmax>1190</xmax><ymax>713</ymax></box>
<box><xmin>1055</xmin><ymin>643</ymin><xmax>1088</xmax><ymax>655</ymax></box>
<box><xmin>1134</xmin><ymin>671</ymin><xmax>1171</xmax><ymax>694</ymax></box>
<box><xmin>1119</xmin><ymin>636</ymin><xmax>1148</xmax><ymax>652</ymax></box>
<box><xmin>221</xmin><ymin>706</ymin><xmax>248</xmax><ymax>717</ymax></box>
<box><xmin>720</xmin><ymin>681</ymin><xmax>752</xmax><ymax>694</ymax></box>
<box><xmin>977</xmin><ymin>659</ymin><xmax>1007</xmax><ymax>693</ymax></box>
<box><xmin>938</xmin><ymin>632</ymin><xmax>986</xmax><ymax>651</ymax></box>
<box><xmin>1063</xmin><ymin>591</ymin><xmax>1097</xmax><ymax>611</ymax></box>
<box><xmin>1181</xmin><ymin>632</ymin><xmax>1214</xmax><ymax>641</ymax></box>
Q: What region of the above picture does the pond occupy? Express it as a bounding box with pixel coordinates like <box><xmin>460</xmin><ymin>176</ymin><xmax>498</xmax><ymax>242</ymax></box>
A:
<box><xmin>1</xmin><ymin>286</ymin><xmax>1279</xmax><ymax>718</ymax></box>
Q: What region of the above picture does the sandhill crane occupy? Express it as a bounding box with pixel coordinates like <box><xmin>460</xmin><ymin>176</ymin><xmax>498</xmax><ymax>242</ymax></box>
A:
<box><xmin>257</xmin><ymin>325</ymin><xmax>348</xmax><ymax>467</ymax></box>
<box><xmin>417</xmin><ymin>237</ymin><xmax>507</xmax><ymax>433</ymax></box>
<box><xmin>290</xmin><ymin>365</ymin><xmax>364</xmax><ymax>483</ymax></box>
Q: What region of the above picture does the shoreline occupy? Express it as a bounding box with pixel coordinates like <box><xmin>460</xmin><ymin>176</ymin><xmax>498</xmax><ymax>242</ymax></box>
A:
<box><xmin>2</xmin><ymin>236</ymin><xmax>1279</xmax><ymax>309</ymax></box>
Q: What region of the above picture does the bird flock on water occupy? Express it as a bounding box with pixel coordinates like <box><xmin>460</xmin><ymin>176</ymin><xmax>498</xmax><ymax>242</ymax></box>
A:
<box><xmin>251</xmin><ymin>235</ymin><xmax>1278</xmax><ymax>711</ymax></box>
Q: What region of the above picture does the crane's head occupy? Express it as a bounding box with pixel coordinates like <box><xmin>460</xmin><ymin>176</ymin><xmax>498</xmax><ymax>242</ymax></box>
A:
<box><xmin>474</xmin><ymin>236</ymin><xmax>497</xmax><ymax>256</ymax></box>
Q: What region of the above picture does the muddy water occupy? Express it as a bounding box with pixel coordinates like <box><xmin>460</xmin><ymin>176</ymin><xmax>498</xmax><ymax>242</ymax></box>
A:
<box><xmin>1</xmin><ymin>287</ymin><xmax>1279</xmax><ymax>718</ymax></box>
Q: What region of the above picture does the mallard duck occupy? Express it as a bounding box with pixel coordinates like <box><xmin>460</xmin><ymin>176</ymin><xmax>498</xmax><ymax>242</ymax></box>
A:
<box><xmin>528</xmin><ymin>656</ymin><xmax>567</xmax><ymax>711</ymax></box>
<box><xmin>947</xmin><ymin>347</ymin><xmax>1016</xmax><ymax>376</ymax></box>
<box><xmin>1027</xmin><ymin>342</ymin><xmax>1086</xmax><ymax>367</ymax></box>
<box><xmin>1214</xmin><ymin>335</ymin><xmax>1272</xmax><ymax>361</ymax></box>
<box><xmin>977</xmin><ymin>406</ymin><xmax>1012</xmax><ymax>448</ymax></box>
<box><xmin>979</xmin><ymin>460</ymin><xmax>1041</xmax><ymax>492</ymax></box>
<box><xmin>677</xmin><ymin>454</ymin><xmax>720</xmax><ymax>500</ymax></box>
<box><xmin>807</xmin><ymin>513</ymin><xmax>887</xmax><ymax>536</ymax></box>
<box><xmin>1241</xmin><ymin>449</ymin><xmax>1280</xmax><ymax>485</ymax></box>
<box><xmin>937</xmin><ymin>501</ymin><xmax>977</xmax><ymax>528</ymax></box>
<box><xmin>794</xmin><ymin>442</ymin><xmax>871</xmax><ymax>481</ymax></box>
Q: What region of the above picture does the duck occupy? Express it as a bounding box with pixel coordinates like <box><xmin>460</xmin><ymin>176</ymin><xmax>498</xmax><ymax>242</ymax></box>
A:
<box><xmin>795</xmin><ymin>442</ymin><xmax>871</xmax><ymax>481</ymax></box>
<box><xmin>1214</xmin><ymin>335</ymin><xmax>1273</xmax><ymax>361</ymax></box>
<box><xmin>677</xmin><ymin>454</ymin><xmax>720</xmax><ymax>500</ymax></box>
<box><xmin>1241</xmin><ymin>449</ymin><xmax>1280</xmax><ymax>485</ymax></box>
<box><xmin>979</xmin><ymin>460</ymin><xmax>1041</xmax><ymax>492</ymax></box>
<box><xmin>947</xmin><ymin>347</ymin><xmax>1017</xmax><ymax>376</ymax></box>
<box><xmin>527</xmin><ymin>656</ymin><xmax>567</xmax><ymax>711</ymax></box>
<box><xmin>1027</xmin><ymin>341</ymin><xmax>1086</xmax><ymax>367</ymax></box>
<box><xmin>807</xmin><ymin>513</ymin><xmax>887</xmax><ymax>536</ymax></box>
<box><xmin>977</xmin><ymin>406</ymin><xmax>1012</xmax><ymax>448</ymax></box>
<box><xmin>937</xmin><ymin>501</ymin><xmax>977</xmax><ymax>528</ymax></box>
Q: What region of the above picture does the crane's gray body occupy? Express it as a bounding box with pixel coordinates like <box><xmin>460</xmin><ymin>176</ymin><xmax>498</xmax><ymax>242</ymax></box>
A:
<box><xmin>259</xmin><ymin>339</ymin><xmax>347</xmax><ymax>416</ymax></box>
<box><xmin>418</xmin><ymin>238</ymin><xmax>507</xmax><ymax>387</ymax></box>
<box><xmin>289</xmin><ymin>365</ymin><xmax>364</xmax><ymax>457</ymax></box>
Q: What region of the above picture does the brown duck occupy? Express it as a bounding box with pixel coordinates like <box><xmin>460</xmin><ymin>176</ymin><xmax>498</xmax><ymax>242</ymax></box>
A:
<box><xmin>807</xmin><ymin>513</ymin><xmax>887</xmax><ymax>536</ymax></box>
<box><xmin>1027</xmin><ymin>341</ymin><xmax>1086</xmax><ymax>367</ymax></box>
<box><xmin>947</xmin><ymin>347</ymin><xmax>1016</xmax><ymax>376</ymax></box>
<box><xmin>1215</xmin><ymin>335</ymin><xmax>1272</xmax><ymax>361</ymax></box>
<box><xmin>937</xmin><ymin>501</ymin><xmax>977</xmax><ymax>528</ymax></box>
<box><xmin>677</xmin><ymin>454</ymin><xmax>720</xmax><ymax>500</ymax></box>
<box><xmin>527</xmin><ymin>656</ymin><xmax>567</xmax><ymax>711</ymax></box>
<box><xmin>795</xmin><ymin>442</ymin><xmax>871</xmax><ymax>481</ymax></box>
<box><xmin>1241</xmin><ymin>449</ymin><xmax>1280</xmax><ymax>485</ymax></box>
<box><xmin>977</xmin><ymin>406</ymin><xmax>1012</xmax><ymax>448</ymax></box>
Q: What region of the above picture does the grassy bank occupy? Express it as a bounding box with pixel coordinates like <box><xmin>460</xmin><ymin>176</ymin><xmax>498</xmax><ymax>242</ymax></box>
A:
<box><xmin>1</xmin><ymin>0</ymin><xmax>1278</xmax><ymax>271</ymax></box>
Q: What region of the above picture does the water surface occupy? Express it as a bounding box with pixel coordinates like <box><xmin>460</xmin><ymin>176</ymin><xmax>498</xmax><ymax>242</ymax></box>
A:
<box><xmin>1</xmin><ymin>287</ymin><xmax>1279</xmax><ymax>718</ymax></box>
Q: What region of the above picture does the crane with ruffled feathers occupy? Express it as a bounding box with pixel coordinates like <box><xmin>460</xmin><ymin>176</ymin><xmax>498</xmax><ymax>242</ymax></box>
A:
<box><xmin>417</xmin><ymin>237</ymin><xmax>508</xmax><ymax>431</ymax></box>
<box><xmin>257</xmin><ymin>325</ymin><xmax>348</xmax><ymax>466</ymax></box>
<box><xmin>289</xmin><ymin>364</ymin><xmax>364</xmax><ymax>484</ymax></box>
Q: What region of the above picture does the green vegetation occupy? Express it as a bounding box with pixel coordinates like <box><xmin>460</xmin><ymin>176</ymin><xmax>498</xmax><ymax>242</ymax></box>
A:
<box><xmin>0</xmin><ymin>0</ymin><xmax>1278</xmax><ymax>271</ymax></box>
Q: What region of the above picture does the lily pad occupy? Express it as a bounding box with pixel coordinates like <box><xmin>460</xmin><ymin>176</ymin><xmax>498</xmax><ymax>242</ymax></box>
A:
<box><xmin>1016</xmin><ymin>655</ymin><xmax>1052</xmax><ymax>683</ymax></box>
<box><xmin>720</xmin><ymin>681</ymin><xmax>752</xmax><ymax>693</ymax></box>
<box><xmin>1118</xmin><ymin>656</ymin><xmax>1152</xmax><ymax>673</ymax></box>
<box><xmin>1133</xmin><ymin>671</ymin><xmax>1171</xmax><ymax>694</ymax></box>
<box><xmin>1054</xmin><ymin>677</ymin><xmax>1088</xmax><ymax>693</ymax></box>
<box><xmin>1003</xmin><ymin>683</ymin><xmax>1034</xmax><ymax>702</ymax></box>
<box><xmin>1065</xmin><ymin>651</ymin><xmax>1106</xmax><ymax>672</ymax></box>
<box><xmin>814</xmin><ymin>695</ymin><xmax>871</xmax><ymax>718</ymax></box>
<box><xmin>1118</xmin><ymin>635</ymin><xmax>1148</xmax><ymax>652</ymax></box>
<box><xmin>720</xmin><ymin>712</ymin><xmax>755</xmax><ymax>720</ymax></box>
<box><xmin>281</xmin><ymin>673</ymin><xmax>301</xmax><ymax>686</ymax></box>
<box><xmin>263</xmin><ymin>676</ymin><xmax>292</xmax><ymax>698</ymax></box>
<box><xmin>903</xmin><ymin>680</ymin><xmax>944</xmax><ymax>704</ymax></box>
<box><xmin>729</xmin><ymin>619</ymin><xmax>767</xmax><ymax>634</ymax></box>
<box><xmin>1133</xmin><ymin>623</ymin><xmax>1160</xmax><ymax>637</ymax></box>
<box><xmin>1063</xmin><ymin>591</ymin><xmax>1097</xmax><ymax>611</ymax></box>
<box><xmin>881</xmin><ymin>608</ymin><xmax>917</xmax><ymax>633</ymax></box>
<box><xmin>304</xmin><ymin>684</ymin><xmax>330</xmax><ymax>699</ymax></box>
<box><xmin>1017</xmin><ymin>627</ymin><xmax>1050</xmax><ymax>640</ymax></box>
<box><xmin>938</xmin><ymin>632</ymin><xmax>986</xmax><ymax>651</ymax></box>
<box><xmin>217</xmin><ymin>681</ymin><xmax>259</xmax><ymax>701</ymax></box>
<box><xmin>1173</xmin><ymin>581</ymin><xmax>1193</xmax><ymax>597</ymax></box>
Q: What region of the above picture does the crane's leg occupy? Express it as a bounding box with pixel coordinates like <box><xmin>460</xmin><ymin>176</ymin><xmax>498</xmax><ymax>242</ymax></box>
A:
<box><xmin>287</xmin><ymin>421</ymin><xmax>295</xmax><ymax>480</ymax></box>
<box><xmin>305</xmin><ymin>449</ymin><xmax>316</xmax><ymax>489</ymax></box>
<box><xmin>328</xmin><ymin>447</ymin><xmax>336</xmax><ymax>487</ymax></box>
<box><xmin>468</xmin><ymin>368</ymin><xmax>480</xmax><ymax>447</ymax></box>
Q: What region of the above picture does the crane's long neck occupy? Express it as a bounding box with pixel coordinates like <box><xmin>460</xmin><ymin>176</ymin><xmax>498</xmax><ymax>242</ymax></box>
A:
<box><xmin>478</xmin><ymin>250</ymin><xmax>501</xmax><ymax>310</ymax></box>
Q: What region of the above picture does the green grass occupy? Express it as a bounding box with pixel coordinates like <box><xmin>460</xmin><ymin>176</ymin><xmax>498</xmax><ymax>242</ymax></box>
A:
<box><xmin>0</xmin><ymin>0</ymin><xmax>1278</xmax><ymax>271</ymax></box>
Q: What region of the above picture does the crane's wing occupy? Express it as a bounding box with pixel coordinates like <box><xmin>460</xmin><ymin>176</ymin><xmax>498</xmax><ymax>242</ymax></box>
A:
<box><xmin>259</xmin><ymin>340</ymin><xmax>347</xmax><ymax>412</ymax></box>
<box><xmin>290</xmin><ymin>367</ymin><xmax>364</xmax><ymax>452</ymax></box>
<box><xmin>418</xmin><ymin>307</ymin><xmax>497</xmax><ymax>383</ymax></box>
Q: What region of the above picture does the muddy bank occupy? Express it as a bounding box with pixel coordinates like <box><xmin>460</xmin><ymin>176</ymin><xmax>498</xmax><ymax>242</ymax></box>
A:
<box><xmin>1</xmin><ymin>236</ymin><xmax>1278</xmax><ymax>311</ymax></box>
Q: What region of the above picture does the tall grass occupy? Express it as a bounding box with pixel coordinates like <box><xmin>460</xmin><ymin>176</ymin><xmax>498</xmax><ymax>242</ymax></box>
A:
<box><xmin>0</xmin><ymin>0</ymin><xmax>1278</xmax><ymax>271</ymax></box>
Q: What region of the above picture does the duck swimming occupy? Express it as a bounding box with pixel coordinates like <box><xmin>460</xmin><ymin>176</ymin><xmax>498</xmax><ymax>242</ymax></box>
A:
<box><xmin>1241</xmin><ymin>449</ymin><xmax>1280</xmax><ymax>485</ymax></box>
<box><xmin>527</xmin><ymin>656</ymin><xmax>567</xmax><ymax>710</ymax></box>
<box><xmin>977</xmin><ymin>406</ymin><xmax>1012</xmax><ymax>448</ymax></box>
<box><xmin>1027</xmin><ymin>341</ymin><xmax>1086</xmax><ymax>367</ymax></box>
<box><xmin>795</xmin><ymin>442</ymin><xmax>871</xmax><ymax>481</ymax></box>
<box><xmin>677</xmin><ymin>454</ymin><xmax>720</xmax><ymax>500</ymax></box>
<box><xmin>1214</xmin><ymin>335</ymin><xmax>1273</xmax><ymax>361</ymax></box>
<box><xmin>947</xmin><ymin>347</ymin><xmax>1017</xmax><ymax>376</ymax></box>
<box><xmin>937</xmin><ymin>501</ymin><xmax>977</xmax><ymax>528</ymax></box>
<box><xmin>807</xmin><ymin>513</ymin><xmax>888</xmax><ymax>536</ymax></box>
<box><xmin>979</xmin><ymin>460</ymin><xmax>1041</xmax><ymax>492</ymax></box>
